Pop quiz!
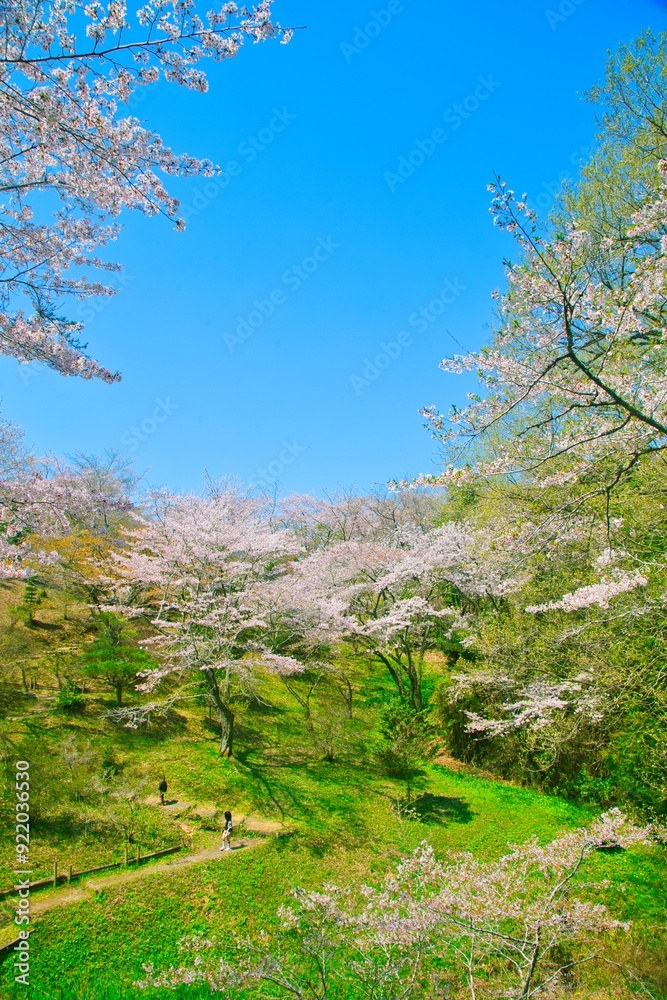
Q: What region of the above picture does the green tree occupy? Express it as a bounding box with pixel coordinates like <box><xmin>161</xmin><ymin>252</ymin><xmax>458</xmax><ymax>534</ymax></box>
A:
<box><xmin>561</xmin><ymin>29</ymin><xmax>667</xmax><ymax>240</ymax></box>
<box><xmin>8</xmin><ymin>579</ymin><xmax>46</xmax><ymax>628</ymax></box>
<box><xmin>372</xmin><ymin>700</ymin><xmax>437</xmax><ymax>803</ymax></box>
<box><xmin>79</xmin><ymin>614</ymin><xmax>156</xmax><ymax>707</ymax></box>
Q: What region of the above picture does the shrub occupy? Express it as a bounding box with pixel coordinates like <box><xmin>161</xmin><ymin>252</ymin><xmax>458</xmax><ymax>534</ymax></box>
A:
<box><xmin>55</xmin><ymin>680</ymin><xmax>85</xmax><ymax>714</ymax></box>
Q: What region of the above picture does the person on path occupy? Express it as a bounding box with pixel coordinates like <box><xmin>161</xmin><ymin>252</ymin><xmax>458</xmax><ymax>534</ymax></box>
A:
<box><xmin>220</xmin><ymin>810</ymin><xmax>233</xmax><ymax>851</ymax></box>
<box><xmin>158</xmin><ymin>777</ymin><xmax>167</xmax><ymax>806</ymax></box>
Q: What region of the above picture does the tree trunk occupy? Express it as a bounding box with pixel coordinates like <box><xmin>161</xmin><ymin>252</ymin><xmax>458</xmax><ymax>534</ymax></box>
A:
<box><xmin>218</xmin><ymin>702</ymin><xmax>234</xmax><ymax>756</ymax></box>
<box><xmin>204</xmin><ymin>668</ymin><xmax>235</xmax><ymax>756</ymax></box>
<box><xmin>409</xmin><ymin>671</ymin><xmax>423</xmax><ymax>712</ymax></box>
<box><xmin>377</xmin><ymin>652</ymin><xmax>407</xmax><ymax>700</ymax></box>
<box><xmin>116</xmin><ymin>683</ymin><xmax>123</xmax><ymax>706</ymax></box>
<box><xmin>281</xmin><ymin>676</ymin><xmax>317</xmax><ymax>733</ymax></box>
<box><xmin>521</xmin><ymin>930</ymin><xmax>542</xmax><ymax>998</ymax></box>
<box><xmin>405</xmin><ymin>650</ymin><xmax>423</xmax><ymax>712</ymax></box>
<box><xmin>332</xmin><ymin>668</ymin><xmax>353</xmax><ymax>717</ymax></box>
<box><xmin>377</xmin><ymin>652</ymin><xmax>423</xmax><ymax>711</ymax></box>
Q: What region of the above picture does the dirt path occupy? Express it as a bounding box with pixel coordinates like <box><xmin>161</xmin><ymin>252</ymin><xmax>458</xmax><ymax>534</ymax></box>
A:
<box><xmin>15</xmin><ymin>838</ymin><xmax>264</xmax><ymax>922</ymax></box>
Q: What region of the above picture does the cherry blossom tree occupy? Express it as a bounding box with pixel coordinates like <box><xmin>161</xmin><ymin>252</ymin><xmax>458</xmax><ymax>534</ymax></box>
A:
<box><xmin>405</xmin><ymin>31</ymin><xmax>667</xmax><ymax>803</ymax></box>
<box><xmin>137</xmin><ymin>810</ymin><xmax>658</xmax><ymax>1000</ymax></box>
<box><xmin>429</xmin><ymin>500</ymin><xmax>667</xmax><ymax>813</ymax></box>
<box><xmin>247</xmin><ymin>571</ymin><xmax>345</xmax><ymax>726</ymax></box>
<box><xmin>0</xmin><ymin>1</ymin><xmax>291</xmax><ymax>381</ymax></box>
<box><xmin>0</xmin><ymin>413</ymin><xmax>137</xmax><ymax>579</ymax></box>
<box><xmin>289</xmin><ymin>517</ymin><xmax>524</xmax><ymax>712</ymax></box>
<box><xmin>416</xmin><ymin>167</ymin><xmax>667</xmax><ymax>496</ymax></box>
<box><xmin>279</xmin><ymin>489</ymin><xmax>442</xmax><ymax>551</ymax></box>
<box><xmin>445</xmin><ymin>540</ymin><xmax>653</xmax><ymax>742</ymax></box>
<box><xmin>109</xmin><ymin>485</ymin><xmax>302</xmax><ymax>753</ymax></box>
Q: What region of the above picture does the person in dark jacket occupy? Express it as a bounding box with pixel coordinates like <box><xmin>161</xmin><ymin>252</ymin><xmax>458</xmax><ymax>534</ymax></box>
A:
<box><xmin>220</xmin><ymin>810</ymin><xmax>233</xmax><ymax>850</ymax></box>
<box><xmin>158</xmin><ymin>777</ymin><xmax>167</xmax><ymax>806</ymax></box>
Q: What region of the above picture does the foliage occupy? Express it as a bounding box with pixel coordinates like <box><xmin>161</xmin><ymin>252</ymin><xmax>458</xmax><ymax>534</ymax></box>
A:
<box><xmin>372</xmin><ymin>700</ymin><xmax>437</xmax><ymax>801</ymax></box>
<box><xmin>55</xmin><ymin>678</ymin><xmax>85</xmax><ymax>714</ymax></box>
<box><xmin>412</xmin><ymin>30</ymin><xmax>667</xmax><ymax>498</ymax></box>
<box><xmin>0</xmin><ymin>1</ymin><xmax>290</xmax><ymax>380</ymax></box>
<box><xmin>139</xmin><ymin>811</ymin><xmax>658</xmax><ymax>1000</ymax></box>
<box><xmin>78</xmin><ymin>613</ymin><xmax>157</xmax><ymax>706</ymax></box>
<box><xmin>7</xmin><ymin>579</ymin><xmax>46</xmax><ymax>626</ymax></box>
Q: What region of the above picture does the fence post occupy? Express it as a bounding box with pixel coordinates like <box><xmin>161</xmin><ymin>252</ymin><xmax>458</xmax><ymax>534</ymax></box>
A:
<box><xmin>67</xmin><ymin>865</ymin><xmax>72</xmax><ymax>884</ymax></box>
<box><xmin>53</xmin><ymin>861</ymin><xmax>58</xmax><ymax>888</ymax></box>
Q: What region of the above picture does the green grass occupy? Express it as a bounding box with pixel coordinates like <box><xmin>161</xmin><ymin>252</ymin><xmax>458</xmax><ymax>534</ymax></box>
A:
<box><xmin>1</xmin><ymin>759</ymin><xmax>664</xmax><ymax>999</ymax></box>
<box><xmin>0</xmin><ymin>592</ymin><xmax>665</xmax><ymax>999</ymax></box>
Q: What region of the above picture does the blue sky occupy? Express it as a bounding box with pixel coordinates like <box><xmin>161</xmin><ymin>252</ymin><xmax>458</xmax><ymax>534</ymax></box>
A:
<box><xmin>2</xmin><ymin>0</ymin><xmax>665</xmax><ymax>494</ymax></box>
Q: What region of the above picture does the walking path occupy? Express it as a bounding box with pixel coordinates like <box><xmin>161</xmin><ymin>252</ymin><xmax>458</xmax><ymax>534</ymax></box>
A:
<box><xmin>0</xmin><ymin>800</ymin><xmax>292</xmax><ymax>952</ymax></box>
<box><xmin>0</xmin><ymin>838</ymin><xmax>264</xmax><ymax>949</ymax></box>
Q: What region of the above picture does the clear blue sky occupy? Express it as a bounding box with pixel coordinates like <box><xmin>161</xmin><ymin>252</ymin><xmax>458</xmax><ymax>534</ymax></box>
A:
<box><xmin>1</xmin><ymin>0</ymin><xmax>665</xmax><ymax>494</ymax></box>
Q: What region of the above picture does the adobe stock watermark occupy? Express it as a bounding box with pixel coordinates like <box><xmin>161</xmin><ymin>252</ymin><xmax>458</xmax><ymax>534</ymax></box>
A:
<box><xmin>14</xmin><ymin>760</ymin><xmax>31</xmax><ymax>987</ymax></box>
<box><xmin>340</xmin><ymin>0</ymin><xmax>413</xmax><ymax>63</ymax></box>
<box><xmin>529</xmin><ymin>142</ymin><xmax>591</xmax><ymax>215</ymax></box>
<box><xmin>18</xmin><ymin>363</ymin><xmax>39</xmax><ymax>387</ymax></box>
<box><xmin>545</xmin><ymin>0</ymin><xmax>586</xmax><ymax>30</ymax></box>
<box><xmin>384</xmin><ymin>75</ymin><xmax>501</xmax><ymax>192</ymax></box>
<box><xmin>180</xmin><ymin>108</ymin><xmax>296</xmax><ymax>224</ymax></box>
<box><xmin>350</xmin><ymin>277</ymin><xmax>466</xmax><ymax>395</ymax></box>
<box><xmin>120</xmin><ymin>397</ymin><xmax>179</xmax><ymax>454</ymax></box>
<box><xmin>75</xmin><ymin>271</ymin><xmax>135</xmax><ymax>326</ymax></box>
<box><xmin>223</xmin><ymin>236</ymin><xmax>339</xmax><ymax>353</ymax></box>
<box><xmin>249</xmin><ymin>439</ymin><xmax>307</xmax><ymax>490</ymax></box>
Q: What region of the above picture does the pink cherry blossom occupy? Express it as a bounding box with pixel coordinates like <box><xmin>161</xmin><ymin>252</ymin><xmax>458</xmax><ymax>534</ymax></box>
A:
<box><xmin>1</xmin><ymin>2</ymin><xmax>290</xmax><ymax>379</ymax></box>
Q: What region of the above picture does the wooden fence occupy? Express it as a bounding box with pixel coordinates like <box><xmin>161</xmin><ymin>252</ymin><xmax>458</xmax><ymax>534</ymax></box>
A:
<box><xmin>0</xmin><ymin>842</ymin><xmax>183</xmax><ymax>900</ymax></box>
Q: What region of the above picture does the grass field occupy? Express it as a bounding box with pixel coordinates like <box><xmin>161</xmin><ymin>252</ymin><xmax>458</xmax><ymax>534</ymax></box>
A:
<box><xmin>0</xmin><ymin>584</ymin><xmax>665</xmax><ymax>999</ymax></box>
<box><xmin>6</xmin><ymin>760</ymin><xmax>666</xmax><ymax>1000</ymax></box>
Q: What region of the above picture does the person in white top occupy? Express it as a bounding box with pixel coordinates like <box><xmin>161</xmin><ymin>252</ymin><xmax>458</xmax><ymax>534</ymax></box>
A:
<box><xmin>220</xmin><ymin>810</ymin><xmax>233</xmax><ymax>851</ymax></box>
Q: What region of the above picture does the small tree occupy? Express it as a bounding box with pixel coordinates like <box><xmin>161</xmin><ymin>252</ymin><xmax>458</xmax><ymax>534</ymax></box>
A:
<box><xmin>8</xmin><ymin>579</ymin><xmax>46</xmax><ymax>628</ymax></box>
<box><xmin>55</xmin><ymin>680</ymin><xmax>85</xmax><ymax>715</ymax></box>
<box><xmin>79</xmin><ymin>614</ymin><xmax>155</xmax><ymax>706</ymax></box>
<box><xmin>372</xmin><ymin>700</ymin><xmax>437</xmax><ymax>804</ymax></box>
<box><xmin>138</xmin><ymin>811</ymin><xmax>657</xmax><ymax>1000</ymax></box>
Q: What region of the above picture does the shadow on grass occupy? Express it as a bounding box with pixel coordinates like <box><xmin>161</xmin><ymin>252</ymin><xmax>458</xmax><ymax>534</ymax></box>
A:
<box><xmin>110</xmin><ymin>709</ymin><xmax>189</xmax><ymax>746</ymax></box>
<box><xmin>234</xmin><ymin>718</ymin><xmax>308</xmax><ymax>755</ymax></box>
<box><xmin>235</xmin><ymin>757</ymin><xmax>302</xmax><ymax>821</ymax></box>
<box><xmin>246</xmin><ymin>697</ymin><xmax>283</xmax><ymax>714</ymax></box>
<box><xmin>30</xmin><ymin>619</ymin><xmax>61</xmax><ymax>631</ymax></box>
<box><xmin>412</xmin><ymin>793</ymin><xmax>475</xmax><ymax>825</ymax></box>
<box><xmin>31</xmin><ymin>810</ymin><xmax>120</xmax><ymax>846</ymax></box>
<box><xmin>234</xmin><ymin>750</ymin><xmax>376</xmax><ymax>848</ymax></box>
<box><xmin>0</xmin><ymin>684</ymin><xmax>35</xmax><ymax>714</ymax></box>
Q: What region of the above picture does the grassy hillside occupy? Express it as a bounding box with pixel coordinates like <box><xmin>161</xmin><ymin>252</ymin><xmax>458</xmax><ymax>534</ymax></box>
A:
<box><xmin>1</xmin><ymin>761</ymin><xmax>665</xmax><ymax>999</ymax></box>
<box><xmin>0</xmin><ymin>582</ymin><xmax>665</xmax><ymax>999</ymax></box>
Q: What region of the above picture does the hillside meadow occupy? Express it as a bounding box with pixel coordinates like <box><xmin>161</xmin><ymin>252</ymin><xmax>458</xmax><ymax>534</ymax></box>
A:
<box><xmin>0</xmin><ymin>576</ymin><xmax>665</xmax><ymax>999</ymax></box>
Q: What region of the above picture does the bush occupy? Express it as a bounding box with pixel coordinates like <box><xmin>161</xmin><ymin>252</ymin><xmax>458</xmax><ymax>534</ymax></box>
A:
<box><xmin>371</xmin><ymin>700</ymin><xmax>437</xmax><ymax>800</ymax></box>
<box><xmin>55</xmin><ymin>680</ymin><xmax>85</xmax><ymax>714</ymax></box>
